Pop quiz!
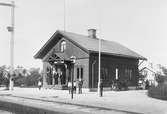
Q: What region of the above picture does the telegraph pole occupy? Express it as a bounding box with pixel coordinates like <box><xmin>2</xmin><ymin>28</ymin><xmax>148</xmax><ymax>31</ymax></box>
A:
<box><xmin>0</xmin><ymin>1</ymin><xmax>15</xmax><ymax>90</ymax></box>
<box><xmin>9</xmin><ymin>1</ymin><xmax>15</xmax><ymax>90</ymax></box>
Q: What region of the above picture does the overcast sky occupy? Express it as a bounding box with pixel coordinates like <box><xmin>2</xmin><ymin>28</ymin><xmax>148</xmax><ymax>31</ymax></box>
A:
<box><xmin>0</xmin><ymin>0</ymin><xmax>167</xmax><ymax>69</ymax></box>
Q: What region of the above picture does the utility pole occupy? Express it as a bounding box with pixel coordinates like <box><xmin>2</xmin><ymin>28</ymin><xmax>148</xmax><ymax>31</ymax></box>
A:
<box><xmin>98</xmin><ymin>38</ymin><xmax>101</xmax><ymax>95</ymax></box>
<box><xmin>97</xmin><ymin>0</ymin><xmax>102</xmax><ymax>97</ymax></box>
<box><xmin>0</xmin><ymin>1</ymin><xmax>15</xmax><ymax>90</ymax></box>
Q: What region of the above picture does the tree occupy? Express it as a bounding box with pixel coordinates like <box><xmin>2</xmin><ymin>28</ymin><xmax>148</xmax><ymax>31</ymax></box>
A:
<box><xmin>24</xmin><ymin>68</ymin><xmax>41</xmax><ymax>86</ymax></box>
<box><xmin>0</xmin><ymin>65</ymin><xmax>10</xmax><ymax>89</ymax></box>
<box><xmin>160</xmin><ymin>66</ymin><xmax>167</xmax><ymax>76</ymax></box>
<box><xmin>139</xmin><ymin>67</ymin><xmax>148</xmax><ymax>81</ymax></box>
<box><xmin>155</xmin><ymin>65</ymin><xmax>167</xmax><ymax>84</ymax></box>
<box><xmin>0</xmin><ymin>65</ymin><xmax>42</xmax><ymax>88</ymax></box>
<box><xmin>13</xmin><ymin>66</ymin><xmax>31</xmax><ymax>86</ymax></box>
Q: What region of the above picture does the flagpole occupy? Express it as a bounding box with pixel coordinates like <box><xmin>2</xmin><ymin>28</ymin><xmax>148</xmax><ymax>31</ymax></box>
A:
<box><xmin>98</xmin><ymin>38</ymin><xmax>101</xmax><ymax>95</ymax></box>
<box><xmin>96</xmin><ymin>0</ymin><xmax>102</xmax><ymax>96</ymax></box>
<box><xmin>64</xmin><ymin>0</ymin><xmax>66</xmax><ymax>31</ymax></box>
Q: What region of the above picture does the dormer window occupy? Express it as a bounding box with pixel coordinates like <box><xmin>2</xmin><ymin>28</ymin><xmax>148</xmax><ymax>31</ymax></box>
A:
<box><xmin>60</xmin><ymin>40</ymin><xmax>66</xmax><ymax>52</ymax></box>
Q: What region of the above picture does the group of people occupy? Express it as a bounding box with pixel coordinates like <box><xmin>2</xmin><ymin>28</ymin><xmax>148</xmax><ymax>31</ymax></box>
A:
<box><xmin>68</xmin><ymin>78</ymin><xmax>83</xmax><ymax>94</ymax></box>
<box><xmin>111</xmin><ymin>79</ymin><xmax>128</xmax><ymax>91</ymax></box>
<box><xmin>38</xmin><ymin>78</ymin><xmax>83</xmax><ymax>93</ymax></box>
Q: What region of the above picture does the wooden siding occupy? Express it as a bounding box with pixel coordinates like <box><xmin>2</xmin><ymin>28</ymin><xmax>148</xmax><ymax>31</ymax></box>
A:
<box><xmin>89</xmin><ymin>53</ymin><xmax>139</xmax><ymax>88</ymax></box>
<box><xmin>43</xmin><ymin>62</ymin><xmax>51</xmax><ymax>87</ymax></box>
<box><xmin>55</xmin><ymin>37</ymin><xmax>89</xmax><ymax>59</ymax></box>
<box><xmin>74</xmin><ymin>59</ymin><xmax>89</xmax><ymax>88</ymax></box>
<box><xmin>42</xmin><ymin>36</ymin><xmax>90</xmax><ymax>88</ymax></box>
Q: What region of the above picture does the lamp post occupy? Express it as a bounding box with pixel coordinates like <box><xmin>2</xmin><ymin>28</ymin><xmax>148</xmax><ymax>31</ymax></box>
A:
<box><xmin>0</xmin><ymin>1</ymin><xmax>15</xmax><ymax>90</ymax></box>
<box><xmin>70</xmin><ymin>56</ymin><xmax>76</xmax><ymax>99</ymax></box>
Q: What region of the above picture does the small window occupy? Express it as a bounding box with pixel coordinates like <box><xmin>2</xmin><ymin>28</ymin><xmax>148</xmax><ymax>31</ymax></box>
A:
<box><xmin>129</xmin><ymin>69</ymin><xmax>132</xmax><ymax>80</ymax></box>
<box><xmin>116</xmin><ymin>68</ymin><xmax>118</xmax><ymax>80</ymax></box>
<box><xmin>76</xmin><ymin>67</ymin><xmax>84</xmax><ymax>79</ymax></box>
<box><xmin>60</xmin><ymin>40</ymin><xmax>66</xmax><ymax>52</ymax></box>
<box><xmin>77</xmin><ymin>68</ymin><xmax>79</xmax><ymax>79</ymax></box>
<box><xmin>81</xmin><ymin>68</ymin><xmax>83</xmax><ymax>79</ymax></box>
<box><xmin>125</xmin><ymin>68</ymin><xmax>132</xmax><ymax>81</ymax></box>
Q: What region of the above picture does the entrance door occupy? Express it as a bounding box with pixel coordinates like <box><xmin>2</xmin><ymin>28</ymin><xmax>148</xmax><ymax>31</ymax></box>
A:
<box><xmin>55</xmin><ymin>65</ymin><xmax>66</xmax><ymax>85</ymax></box>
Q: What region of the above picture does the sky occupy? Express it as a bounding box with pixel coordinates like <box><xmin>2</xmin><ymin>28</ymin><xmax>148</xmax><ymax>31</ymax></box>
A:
<box><xmin>0</xmin><ymin>0</ymin><xmax>167</xmax><ymax>69</ymax></box>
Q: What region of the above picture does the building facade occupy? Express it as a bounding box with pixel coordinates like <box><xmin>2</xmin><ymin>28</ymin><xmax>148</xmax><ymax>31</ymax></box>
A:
<box><xmin>34</xmin><ymin>29</ymin><xmax>146</xmax><ymax>90</ymax></box>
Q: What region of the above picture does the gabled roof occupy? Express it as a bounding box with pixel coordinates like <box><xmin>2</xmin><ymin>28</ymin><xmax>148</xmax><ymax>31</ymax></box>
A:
<box><xmin>34</xmin><ymin>30</ymin><xmax>147</xmax><ymax>60</ymax></box>
<box><xmin>139</xmin><ymin>67</ymin><xmax>157</xmax><ymax>74</ymax></box>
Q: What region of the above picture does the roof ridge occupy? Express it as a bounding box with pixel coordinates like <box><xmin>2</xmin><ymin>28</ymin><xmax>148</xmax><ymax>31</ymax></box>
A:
<box><xmin>58</xmin><ymin>30</ymin><xmax>101</xmax><ymax>41</ymax></box>
<box><xmin>34</xmin><ymin>30</ymin><xmax>146</xmax><ymax>60</ymax></box>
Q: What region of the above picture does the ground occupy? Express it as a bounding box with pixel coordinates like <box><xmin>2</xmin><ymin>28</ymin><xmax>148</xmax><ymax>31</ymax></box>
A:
<box><xmin>0</xmin><ymin>87</ymin><xmax>167</xmax><ymax>114</ymax></box>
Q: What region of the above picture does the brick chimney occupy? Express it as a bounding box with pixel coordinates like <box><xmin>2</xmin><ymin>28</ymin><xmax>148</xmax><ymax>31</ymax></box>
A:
<box><xmin>88</xmin><ymin>29</ymin><xmax>96</xmax><ymax>38</ymax></box>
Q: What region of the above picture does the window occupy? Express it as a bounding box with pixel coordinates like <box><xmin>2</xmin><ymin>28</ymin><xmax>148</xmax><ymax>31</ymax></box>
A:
<box><xmin>116</xmin><ymin>68</ymin><xmax>118</xmax><ymax>80</ymax></box>
<box><xmin>125</xmin><ymin>68</ymin><xmax>133</xmax><ymax>81</ymax></box>
<box><xmin>77</xmin><ymin>68</ymin><xmax>79</xmax><ymax>79</ymax></box>
<box><xmin>129</xmin><ymin>70</ymin><xmax>132</xmax><ymax>80</ymax></box>
<box><xmin>81</xmin><ymin>68</ymin><xmax>83</xmax><ymax>79</ymax></box>
<box><xmin>76</xmin><ymin>67</ymin><xmax>83</xmax><ymax>79</ymax></box>
<box><xmin>101</xmin><ymin>67</ymin><xmax>108</xmax><ymax>79</ymax></box>
<box><xmin>60</xmin><ymin>40</ymin><xmax>66</xmax><ymax>52</ymax></box>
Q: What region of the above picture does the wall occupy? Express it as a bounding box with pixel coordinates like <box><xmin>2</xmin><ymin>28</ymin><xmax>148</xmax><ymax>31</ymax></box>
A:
<box><xmin>42</xmin><ymin>62</ymin><xmax>52</xmax><ymax>88</ymax></box>
<box><xmin>89</xmin><ymin>53</ymin><xmax>139</xmax><ymax>88</ymax></box>
<box><xmin>53</xmin><ymin>37</ymin><xmax>89</xmax><ymax>59</ymax></box>
<box><xmin>42</xmin><ymin>36</ymin><xmax>90</xmax><ymax>88</ymax></box>
<box><xmin>74</xmin><ymin>58</ymin><xmax>89</xmax><ymax>88</ymax></box>
<box><xmin>55</xmin><ymin>37</ymin><xmax>90</xmax><ymax>88</ymax></box>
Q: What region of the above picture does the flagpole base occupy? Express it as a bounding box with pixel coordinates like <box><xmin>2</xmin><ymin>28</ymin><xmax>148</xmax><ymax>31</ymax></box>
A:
<box><xmin>9</xmin><ymin>78</ymin><xmax>14</xmax><ymax>91</ymax></box>
<box><xmin>98</xmin><ymin>81</ymin><xmax>100</xmax><ymax>96</ymax></box>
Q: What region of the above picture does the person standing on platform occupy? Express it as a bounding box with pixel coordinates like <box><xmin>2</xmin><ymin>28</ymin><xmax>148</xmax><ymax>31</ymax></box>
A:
<box><xmin>38</xmin><ymin>80</ymin><xmax>42</xmax><ymax>90</ymax></box>
<box><xmin>145</xmin><ymin>79</ymin><xmax>150</xmax><ymax>90</ymax></box>
<box><xmin>68</xmin><ymin>81</ymin><xmax>72</xmax><ymax>94</ymax></box>
<box><xmin>74</xmin><ymin>81</ymin><xmax>76</xmax><ymax>94</ymax></box>
<box><xmin>78</xmin><ymin>78</ymin><xmax>83</xmax><ymax>94</ymax></box>
<box><xmin>100</xmin><ymin>79</ymin><xmax>103</xmax><ymax>97</ymax></box>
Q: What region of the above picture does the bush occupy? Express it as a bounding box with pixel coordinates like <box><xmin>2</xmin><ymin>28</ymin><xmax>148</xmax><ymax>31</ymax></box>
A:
<box><xmin>14</xmin><ymin>69</ymin><xmax>41</xmax><ymax>87</ymax></box>
<box><xmin>14</xmin><ymin>76</ymin><xmax>26</xmax><ymax>86</ymax></box>
<box><xmin>148</xmin><ymin>84</ymin><xmax>167</xmax><ymax>100</ymax></box>
<box><xmin>155</xmin><ymin>75</ymin><xmax>167</xmax><ymax>84</ymax></box>
<box><xmin>25</xmin><ymin>74</ymin><xmax>39</xmax><ymax>86</ymax></box>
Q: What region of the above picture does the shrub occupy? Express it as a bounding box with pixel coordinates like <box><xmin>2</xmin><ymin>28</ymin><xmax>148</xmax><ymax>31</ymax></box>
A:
<box><xmin>14</xmin><ymin>76</ymin><xmax>26</xmax><ymax>86</ymax></box>
<box><xmin>24</xmin><ymin>70</ymin><xmax>41</xmax><ymax>87</ymax></box>
<box><xmin>14</xmin><ymin>69</ymin><xmax>41</xmax><ymax>87</ymax></box>
<box><xmin>155</xmin><ymin>75</ymin><xmax>167</xmax><ymax>84</ymax></box>
<box><xmin>148</xmin><ymin>84</ymin><xmax>167</xmax><ymax>100</ymax></box>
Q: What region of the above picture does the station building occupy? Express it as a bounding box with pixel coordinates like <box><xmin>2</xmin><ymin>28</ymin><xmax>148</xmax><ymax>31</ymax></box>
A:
<box><xmin>34</xmin><ymin>29</ymin><xmax>146</xmax><ymax>90</ymax></box>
